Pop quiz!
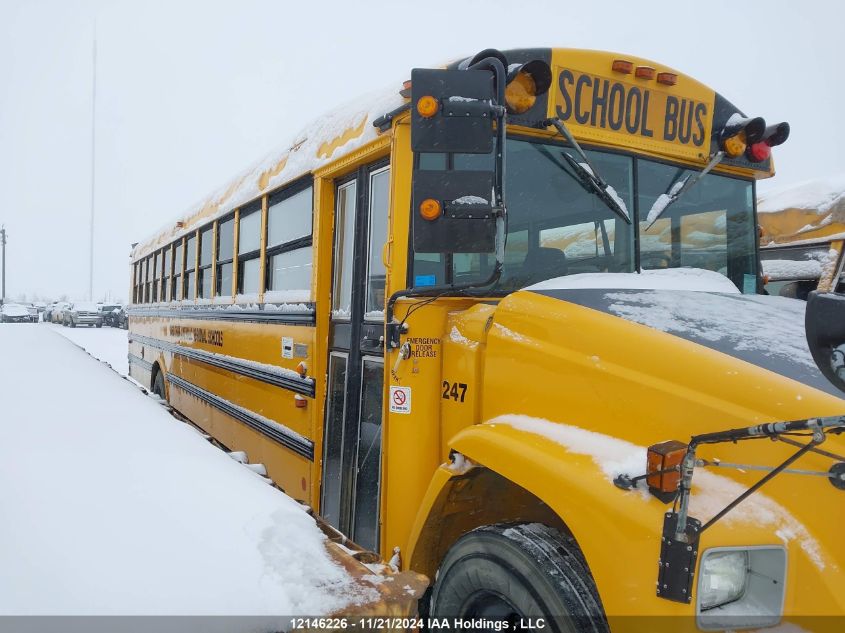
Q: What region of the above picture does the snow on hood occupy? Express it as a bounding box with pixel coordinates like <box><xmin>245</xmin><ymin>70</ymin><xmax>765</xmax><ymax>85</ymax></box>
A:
<box><xmin>1</xmin><ymin>304</ymin><xmax>29</xmax><ymax>317</ymax></box>
<box><xmin>488</xmin><ymin>414</ymin><xmax>825</xmax><ymax>570</ymax></box>
<box><xmin>527</xmin><ymin>285</ymin><xmax>843</xmax><ymax>397</ymax></box>
<box><xmin>525</xmin><ymin>267</ymin><xmax>740</xmax><ymax>294</ymax></box>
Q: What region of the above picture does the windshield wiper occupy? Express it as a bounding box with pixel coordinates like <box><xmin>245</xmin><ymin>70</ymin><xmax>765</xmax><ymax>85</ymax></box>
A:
<box><xmin>542</xmin><ymin>117</ymin><xmax>631</xmax><ymax>225</ymax></box>
<box><xmin>643</xmin><ymin>151</ymin><xmax>725</xmax><ymax>230</ymax></box>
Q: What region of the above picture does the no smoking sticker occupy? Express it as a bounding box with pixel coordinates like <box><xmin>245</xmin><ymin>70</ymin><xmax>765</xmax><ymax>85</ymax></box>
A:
<box><xmin>389</xmin><ymin>386</ymin><xmax>411</xmax><ymax>414</ymax></box>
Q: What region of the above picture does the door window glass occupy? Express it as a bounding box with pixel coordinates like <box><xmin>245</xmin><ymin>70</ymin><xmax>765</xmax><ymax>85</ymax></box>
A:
<box><xmin>321</xmin><ymin>354</ymin><xmax>347</xmax><ymax>529</ymax></box>
<box><xmin>352</xmin><ymin>358</ymin><xmax>383</xmax><ymax>551</ymax></box>
<box><xmin>365</xmin><ymin>168</ymin><xmax>390</xmax><ymax>318</ymax></box>
<box><xmin>332</xmin><ymin>181</ymin><xmax>357</xmax><ymax>318</ymax></box>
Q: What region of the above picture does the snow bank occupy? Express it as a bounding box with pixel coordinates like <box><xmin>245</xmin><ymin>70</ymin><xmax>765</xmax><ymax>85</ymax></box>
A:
<box><xmin>0</xmin><ymin>326</ymin><xmax>375</xmax><ymax>620</ymax></box>
<box><xmin>488</xmin><ymin>414</ymin><xmax>824</xmax><ymax>569</ymax></box>
<box><xmin>525</xmin><ymin>267</ymin><xmax>740</xmax><ymax>293</ymax></box>
<box><xmin>49</xmin><ymin>322</ymin><xmax>130</xmax><ymax>376</ymax></box>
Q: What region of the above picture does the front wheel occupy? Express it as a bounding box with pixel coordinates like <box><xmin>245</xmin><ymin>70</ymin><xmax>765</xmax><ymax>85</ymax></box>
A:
<box><xmin>430</xmin><ymin>523</ymin><xmax>608</xmax><ymax>633</ymax></box>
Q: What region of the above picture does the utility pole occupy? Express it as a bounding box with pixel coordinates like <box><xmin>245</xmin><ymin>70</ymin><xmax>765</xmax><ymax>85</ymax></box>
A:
<box><xmin>88</xmin><ymin>23</ymin><xmax>97</xmax><ymax>301</ymax></box>
<box><xmin>1</xmin><ymin>226</ymin><xmax>6</xmax><ymax>304</ymax></box>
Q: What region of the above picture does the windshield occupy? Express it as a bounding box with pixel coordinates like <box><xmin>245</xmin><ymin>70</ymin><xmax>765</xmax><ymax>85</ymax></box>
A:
<box><xmin>411</xmin><ymin>138</ymin><xmax>757</xmax><ymax>293</ymax></box>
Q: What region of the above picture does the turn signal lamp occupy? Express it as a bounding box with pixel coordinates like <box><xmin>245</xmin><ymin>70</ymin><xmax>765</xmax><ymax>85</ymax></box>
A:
<box><xmin>419</xmin><ymin>198</ymin><xmax>442</xmax><ymax>221</ymax></box>
<box><xmin>646</xmin><ymin>440</ymin><xmax>688</xmax><ymax>496</ymax></box>
<box><xmin>504</xmin><ymin>60</ymin><xmax>552</xmax><ymax>114</ymax></box>
<box><xmin>416</xmin><ymin>95</ymin><xmax>439</xmax><ymax>118</ymax></box>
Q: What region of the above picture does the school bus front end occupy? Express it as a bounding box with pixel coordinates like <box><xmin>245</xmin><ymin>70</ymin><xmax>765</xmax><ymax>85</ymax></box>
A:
<box><xmin>383</xmin><ymin>48</ymin><xmax>845</xmax><ymax>630</ymax></box>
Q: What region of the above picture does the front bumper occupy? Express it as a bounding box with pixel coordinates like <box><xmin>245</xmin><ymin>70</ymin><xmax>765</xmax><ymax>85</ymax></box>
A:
<box><xmin>73</xmin><ymin>316</ymin><xmax>103</xmax><ymax>325</ymax></box>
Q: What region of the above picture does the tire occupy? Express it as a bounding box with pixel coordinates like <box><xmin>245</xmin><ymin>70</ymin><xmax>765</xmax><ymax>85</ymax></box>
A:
<box><xmin>96</xmin><ymin>323</ymin><xmax>102</xmax><ymax>328</ymax></box>
<box><xmin>152</xmin><ymin>371</ymin><xmax>166</xmax><ymax>401</ymax></box>
<box><xmin>430</xmin><ymin>523</ymin><xmax>609</xmax><ymax>633</ymax></box>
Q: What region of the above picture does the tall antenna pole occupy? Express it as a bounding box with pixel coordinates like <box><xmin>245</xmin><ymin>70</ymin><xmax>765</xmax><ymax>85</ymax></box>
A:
<box><xmin>1</xmin><ymin>226</ymin><xmax>6</xmax><ymax>304</ymax></box>
<box><xmin>88</xmin><ymin>23</ymin><xmax>97</xmax><ymax>301</ymax></box>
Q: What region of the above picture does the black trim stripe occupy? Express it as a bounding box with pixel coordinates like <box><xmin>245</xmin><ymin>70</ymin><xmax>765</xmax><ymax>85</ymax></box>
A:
<box><xmin>127</xmin><ymin>305</ymin><xmax>316</xmax><ymax>326</ymax></box>
<box><xmin>128</xmin><ymin>353</ymin><xmax>153</xmax><ymax>372</ymax></box>
<box><xmin>129</xmin><ymin>333</ymin><xmax>315</xmax><ymax>397</ymax></box>
<box><xmin>167</xmin><ymin>373</ymin><xmax>314</xmax><ymax>461</ymax></box>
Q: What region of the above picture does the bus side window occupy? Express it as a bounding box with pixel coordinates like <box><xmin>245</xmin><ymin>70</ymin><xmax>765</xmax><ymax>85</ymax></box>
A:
<box><xmin>198</xmin><ymin>226</ymin><xmax>213</xmax><ymax>299</ymax></box>
<box><xmin>185</xmin><ymin>234</ymin><xmax>197</xmax><ymax>300</ymax></box>
<box><xmin>237</xmin><ymin>205</ymin><xmax>262</xmax><ymax>296</ymax></box>
<box><xmin>216</xmin><ymin>216</ymin><xmax>235</xmax><ymax>298</ymax></box>
<box><xmin>266</xmin><ymin>184</ymin><xmax>313</xmax><ymax>301</ymax></box>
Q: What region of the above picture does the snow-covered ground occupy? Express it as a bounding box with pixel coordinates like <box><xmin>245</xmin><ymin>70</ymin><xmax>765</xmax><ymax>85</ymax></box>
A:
<box><xmin>48</xmin><ymin>322</ymin><xmax>129</xmax><ymax>376</ymax></box>
<box><xmin>0</xmin><ymin>324</ymin><xmax>377</xmax><ymax>626</ymax></box>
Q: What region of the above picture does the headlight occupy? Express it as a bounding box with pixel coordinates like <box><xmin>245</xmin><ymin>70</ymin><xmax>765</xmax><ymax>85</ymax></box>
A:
<box><xmin>699</xmin><ymin>550</ymin><xmax>748</xmax><ymax>610</ymax></box>
<box><xmin>696</xmin><ymin>546</ymin><xmax>787</xmax><ymax>631</ymax></box>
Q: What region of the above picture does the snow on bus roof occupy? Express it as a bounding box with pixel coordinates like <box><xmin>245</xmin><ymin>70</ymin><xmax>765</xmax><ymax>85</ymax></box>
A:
<box><xmin>758</xmin><ymin>174</ymin><xmax>845</xmax><ymax>216</ymax></box>
<box><xmin>134</xmin><ymin>86</ymin><xmax>405</xmax><ymax>258</ymax></box>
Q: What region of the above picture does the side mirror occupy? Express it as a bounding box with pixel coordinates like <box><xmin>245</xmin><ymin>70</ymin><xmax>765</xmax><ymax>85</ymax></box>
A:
<box><xmin>805</xmin><ymin>291</ymin><xmax>845</xmax><ymax>393</ymax></box>
<box><xmin>410</xmin><ymin>67</ymin><xmax>501</xmax><ymax>254</ymax></box>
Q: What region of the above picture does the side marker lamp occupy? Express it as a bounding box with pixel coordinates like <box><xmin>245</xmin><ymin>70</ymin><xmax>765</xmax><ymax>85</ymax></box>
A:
<box><xmin>416</xmin><ymin>95</ymin><xmax>439</xmax><ymax>118</ymax></box>
<box><xmin>647</xmin><ymin>440</ymin><xmax>687</xmax><ymax>500</ymax></box>
<box><xmin>419</xmin><ymin>198</ymin><xmax>442</xmax><ymax>221</ymax></box>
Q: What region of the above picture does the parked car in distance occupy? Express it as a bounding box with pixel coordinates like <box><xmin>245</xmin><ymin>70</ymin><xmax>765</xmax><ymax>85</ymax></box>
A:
<box><xmin>99</xmin><ymin>304</ymin><xmax>124</xmax><ymax>328</ymax></box>
<box><xmin>65</xmin><ymin>302</ymin><xmax>103</xmax><ymax>328</ymax></box>
<box><xmin>1</xmin><ymin>303</ymin><xmax>31</xmax><ymax>323</ymax></box>
<box><xmin>25</xmin><ymin>305</ymin><xmax>39</xmax><ymax>323</ymax></box>
<box><xmin>51</xmin><ymin>302</ymin><xmax>71</xmax><ymax>324</ymax></box>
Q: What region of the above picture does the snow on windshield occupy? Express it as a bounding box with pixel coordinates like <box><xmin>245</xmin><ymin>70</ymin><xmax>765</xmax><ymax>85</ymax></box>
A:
<box><xmin>0</xmin><ymin>326</ymin><xmax>376</xmax><ymax>618</ymax></box>
<box><xmin>526</xmin><ymin>267</ymin><xmax>740</xmax><ymax>293</ymax></box>
<box><xmin>604</xmin><ymin>290</ymin><xmax>816</xmax><ymax>369</ymax></box>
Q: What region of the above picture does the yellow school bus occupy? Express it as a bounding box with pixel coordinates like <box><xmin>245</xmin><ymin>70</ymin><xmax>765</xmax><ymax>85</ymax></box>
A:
<box><xmin>129</xmin><ymin>48</ymin><xmax>845</xmax><ymax>630</ymax></box>
<box><xmin>758</xmin><ymin>178</ymin><xmax>845</xmax><ymax>299</ymax></box>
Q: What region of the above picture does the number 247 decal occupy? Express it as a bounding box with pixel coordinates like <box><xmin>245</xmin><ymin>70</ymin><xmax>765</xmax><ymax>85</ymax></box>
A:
<box><xmin>442</xmin><ymin>381</ymin><xmax>468</xmax><ymax>403</ymax></box>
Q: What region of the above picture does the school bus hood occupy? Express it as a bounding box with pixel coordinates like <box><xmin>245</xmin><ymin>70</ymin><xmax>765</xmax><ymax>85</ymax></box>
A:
<box><xmin>472</xmin><ymin>287</ymin><xmax>845</xmax><ymax>606</ymax></box>
<box><xmin>526</xmin><ymin>286</ymin><xmax>843</xmax><ymax>398</ymax></box>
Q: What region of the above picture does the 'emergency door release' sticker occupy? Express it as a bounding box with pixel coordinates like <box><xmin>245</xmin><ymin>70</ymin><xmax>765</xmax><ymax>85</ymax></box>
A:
<box><xmin>389</xmin><ymin>386</ymin><xmax>411</xmax><ymax>414</ymax></box>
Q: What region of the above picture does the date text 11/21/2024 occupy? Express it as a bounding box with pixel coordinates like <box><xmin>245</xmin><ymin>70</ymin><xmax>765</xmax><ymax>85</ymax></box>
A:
<box><xmin>289</xmin><ymin>617</ymin><xmax>548</xmax><ymax>630</ymax></box>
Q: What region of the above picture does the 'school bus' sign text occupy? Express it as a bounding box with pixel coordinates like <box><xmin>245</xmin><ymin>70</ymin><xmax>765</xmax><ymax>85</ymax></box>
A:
<box><xmin>553</xmin><ymin>67</ymin><xmax>712</xmax><ymax>161</ymax></box>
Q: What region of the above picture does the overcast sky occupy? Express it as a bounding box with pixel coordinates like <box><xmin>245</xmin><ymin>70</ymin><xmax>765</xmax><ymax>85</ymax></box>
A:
<box><xmin>1</xmin><ymin>0</ymin><xmax>842</xmax><ymax>301</ymax></box>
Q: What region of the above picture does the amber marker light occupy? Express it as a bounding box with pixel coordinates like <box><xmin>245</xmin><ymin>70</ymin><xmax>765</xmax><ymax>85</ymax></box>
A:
<box><xmin>635</xmin><ymin>65</ymin><xmax>656</xmax><ymax>80</ymax></box>
<box><xmin>419</xmin><ymin>198</ymin><xmax>442</xmax><ymax>221</ymax></box>
<box><xmin>722</xmin><ymin>131</ymin><xmax>747</xmax><ymax>158</ymax></box>
<box><xmin>646</xmin><ymin>440</ymin><xmax>688</xmax><ymax>495</ymax></box>
<box><xmin>416</xmin><ymin>95</ymin><xmax>439</xmax><ymax>118</ymax></box>
<box><xmin>657</xmin><ymin>72</ymin><xmax>677</xmax><ymax>86</ymax></box>
<box><xmin>612</xmin><ymin>59</ymin><xmax>633</xmax><ymax>74</ymax></box>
